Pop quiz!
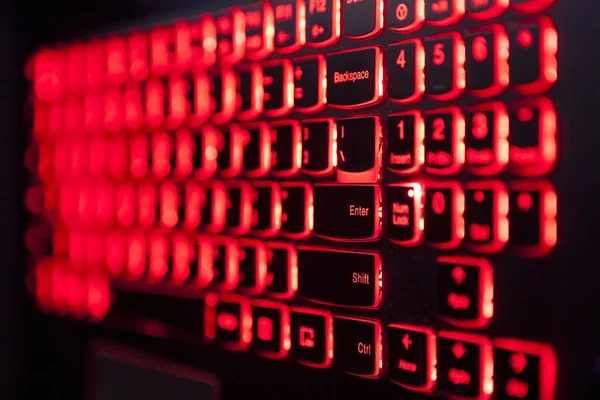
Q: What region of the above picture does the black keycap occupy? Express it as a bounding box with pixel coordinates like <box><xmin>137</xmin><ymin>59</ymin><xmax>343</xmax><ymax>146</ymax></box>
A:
<box><xmin>326</xmin><ymin>46</ymin><xmax>383</xmax><ymax>108</ymax></box>
<box><xmin>437</xmin><ymin>256</ymin><xmax>494</xmax><ymax>328</ymax></box>
<box><xmin>424</xmin><ymin>107</ymin><xmax>465</xmax><ymax>175</ymax></box>
<box><xmin>263</xmin><ymin>60</ymin><xmax>293</xmax><ymax>116</ymax></box>
<box><xmin>425</xmin><ymin>0</ymin><xmax>464</xmax><ymax>26</ymax></box>
<box><xmin>306</xmin><ymin>0</ymin><xmax>339</xmax><ymax>46</ymax></box>
<box><xmin>388</xmin><ymin>183</ymin><xmax>423</xmax><ymax>246</ymax></box>
<box><xmin>301</xmin><ymin>119</ymin><xmax>335</xmax><ymax>176</ymax></box>
<box><xmin>388</xmin><ymin>39</ymin><xmax>425</xmax><ymax>104</ymax></box>
<box><xmin>293</xmin><ymin>55</ymin><xmax>326</xmax><ymax>112</ymax></box>
<box><xmin>290</xmin><ymin>308</ymin><xmax>333</xmax><ymax>367</ymax></box>
<box><xmin>274</xmin><ymin>0</ymin><xmax>302</xmax><ymax>52</ymax></box>
<box><xmin>494</xmin><ymin>340</ymin><xmax>557</xmax><ymax>400</ymax></box>
<box><xmin>465</xmin><ymin>26</ymin><xmax>509</xmax><ymax>98</ymax></box>
<box><xmin>466</xmin><ymin>0</ymin><xmax>507</xmax><ymax>20</ymax></box>
<box><xmin>425</xmin><ymin>33</ymin><xmax>465</xmax><ymax>100</ymax></box>
<box><xmin>388</xmin><ymin>324</ymin><xmax>436</xmax><ymax>391</ymax></box>
<box><xmin>281</xmin><ymin>183</ymin><xmax>313</xmax><ymax>239</ymax></box>
<box><xmin>387</xmin><ymin>111</ymin><xmax>424</xmax><ymax>175</ymax></box>
<box><xmin>215</xmin><ymin>9</ymin><xmax>245</xmax><ymax>66</ymax></box>
<box><xmin>199</xmin><ymin>181</ymin><xmax>226</xmax><ymax>234</ymax></box>
<box><xmin>424</xmin><ymin>182</ymin><xmax>464</xmax><ymax>249</ymax></box>
<box><xmin>388</xmin><ymin>0</ymin><xmax>424</xmax><ymax>32</ymax></box>
<box><xmin>236</xmin><ymin>64</ymin><xmax>263</xmax><ymax>120</ymax></box>
<box><xmin>186</xmin><ymin>235</ymin><xmax>214</xmax><ymax>288</ymax></box>
<box><xmin>251</xmin><ymin>301</ymin><xmax>289</xmax><ymax>358</ymax></box>
<box><xmin>437</xmin><ymin>332</ymin><xmax>493</xmax><ymax>399</ymax></box>
<box><xmin>313</xmin><ymin>185</ymin><xmax>381</xmax><ymax>241</ymax></box>
<box><xmin>270</xmin><ymin>121</ymin><xmax>301</xmax><ymax>177</ymax></box>
<box><xmin>465</xmin><ymin>182</ymin><xmax>508</xmax><ymax>253</ymax></box>
<box><xmin>334</xmin><ymin>317</ymin><xmax>381</xmax><ymax>377</ymax></box>
<box><xmin>244</xmin><ymin>3</ymin><xmax>274</xmax><ymax>60</ymax></box>
<box><xmin>212</xmin><ymin>236</ymin><xmax>240</xmax><ymax>291</ymax></box>
<box><xmin>336</xmin><ymin>116</ymin><xmax>381</xmax><ymax>183</ymax></box>
<box><xmin>297</xmin><ymin>248</ymin><xmax>381</xmax><ymax>308</ymax></box>
<box><xmin>211</xmin><ymin>69</ymin><xmax>238</xmax><ymax>124</ymax></box>
<box><xmin>252</xmin><ymin>182</ymin><xmax>281</xmax><ymax>237</ymax></box>
<box><xmin>224</xmin><ymin>182</ymin><xmax>253</xmax><ymax>236</ymax></box>
<box><xmin>343</xmin><ymin>0</ymin><xmax>382</xmax><ymax>39</ymax></box>
<box><xmin>215</xmin><ymin>294</ymin><xmax>252</xmax><ymax>351</ymax></box>
<box><xmin>217</xmin><ymin>125</ymin><xmax>244</xmax><ymax>178</ymax></box>
<box><xmin>191</xmin><ymin>127</ymin><xmax>220</xmax><ymax>180</ymax></box>
<box><xmin>265</xmin><ymin>243</ymin><xmax>297</xmax><ymax>299</ymax></box>
<box><xmin>238</xmin><ymin>239</ymin><xmax>267</xmax><ymax>295</ymax></box>
<box><xmin>241</xmin><ymin>122</ymin><xmax>271</xmax><ymax>178</ymax></box>
<box><xmin>465</xmin><ymin>102</ymin><xmax>509</xmax><ymax>176</ymax></box>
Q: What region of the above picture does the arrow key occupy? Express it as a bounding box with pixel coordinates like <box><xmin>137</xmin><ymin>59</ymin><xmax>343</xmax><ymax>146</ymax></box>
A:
<box><xmin>388</xmin><ymin>324</ymin><xmax>436</xmax><ymax>392</ymax></box>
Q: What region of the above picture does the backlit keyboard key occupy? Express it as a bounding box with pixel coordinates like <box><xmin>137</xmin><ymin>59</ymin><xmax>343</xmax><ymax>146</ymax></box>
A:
<box><xmin>251</xmin><ymin>300</ymin><xmax>290</xmax><ymax>359</ymax></box>
<box><xmin>241</xmin><ymin>122</ymin><xmax>271</xmax><ymax>178</ymax></box>
<box><xmin>180</xmin><ymin>182</ymin><xmax>205</xmax><ymax>231</ymax></box>
<box><xmin>265</xmin><ymin>243</ymin><xmax>298</xmax><ymax>299</ymax></box>
<box><xmin>388</xmin><ymin>39</ymin><xmax>425</xmax><ymax>104</ymax></box>
<box><xmin>159</xmin><ymin>182</ymin><xmax>180</xmax><ymax>230</ymax></box>
<box><xmin>509</xmin><ymin>17</ymin><xmax>558</xmax><ymax>95</ymax></box>
<box><xmin>424</xmin><ymin>181</ymin><xmax>465</xmax><ymax>249</ymax></box>
<box><xmin>281</xmin><ymin>183</ymin><xmax>313</xmax><ymax>239</ymax></box>
<box><xmin>237</xmin><ymin>239</ymin><xmax>268</xmax><ymax>295</ymax></box>
<box><xmin>508</xmin><ymin>97</ymin><xmax>557</xmax><ymax>177</ymax></box>
<box><xmin>465</xmin><ymin>102</ymin><xmax>509</xmax><ymax>176</ymax></box>
<box><xmin>274</xmin><ymin>0</ymin><xmax>306</xmax><ymax>54</ymax></box>
<box><xmin>185</xmin><ymin>234</ymin><xmax>215</xmax><ymax>288</ymax></box>
<box><xmin>216</xmin><ymin>8</ymin><xmax>246</xmax><ymax>66</ymax></box>
<box><xmin>149</xmin><ymin>26</ymin><xmax>173</xmax><ymax>76</ymax></box>
<box><xmin>509</xmin><ymin>181</ymin><xmax>557</xmax><ymax>257</ymax></box>
<box><xmin>326</xmin><ymin>46</ymin><xmax>383</xmax><ymax>108</ymax></box>
<box><xmin>270</xmin><ymin>120</ymin><xmax>302</xmax><ymax>177</ymax></box>
<box><xmin>244</xmin><ymin>2</ymin><xmax>275</xmax><ymax>60</ymax></box>
<box><xmin>425</xmin><ymin>32</ymin><xmax>465</xmax><ymax>101</ymax></box>
<box><xmin>494</xmin><ymin>339</ymin><xmax>557</xmax><ymax>400</ymax></box>
<box><xmin>343</xmin><ymin>0</ymin><xmax>384</xmax><ymax>39</ymax></box>
<box><xmin>185</xmin><ymin>73</ymin><xmax>213</xmax><ymax>128</ymax></box>
<box><xmin>511</xmin><ymin>0</ymin><xmax>555</xmax><ymax>14</ymax></box>
<box><xmin>212</xmin><ymin>236</ymin><xmax>240</xmax><ymax>292</ymax></box>
<box><xmin>336</xmin><ymin>116</ymin><xmax>382</xmax><ymax>183</ymax></box>
<box><xmin>251</xmin><ymin>181</ymin><xmax>282</xmax><ymax>237</ymax></box>
<box><xmin>387</xmin><ymin>111</ymin><xmax>425</xmax><ymax>175</ymax></box>
<box><xmin>144</xmin><ymin>78</ymin><xmax>166</xmax><ymax>130</ymax></box>
<box><xmin>388</xmin><ymin>324</ymin><xmax>436</xmax><ymax>392</ymax></box>
<box><xmin>313</xmin><ymin>184</ymin><xmax>381</xmax><ymax>242</ymax></box>
<box><xmin>173</xmin><ymin>17</ymin><xmax>217</xmax><ymax>71</ymax></box>
<box><xmin>263</xmin><ymin>59</ymin><xmax>294</xmax><ymax>117</ymax></box>
<box><xmin>425</xmin><ymin>0</ymin><xmax>465</xmax><ymax>27</ymax></box>
<box><xmin>106</xmin><ymin>36</ymin><xmax>128</xmax><ymax>86</ymax></box>
<box><xmin>127</xmin><ymin>230</ymin><xmax>147</xmax><ymax>280</ymax></box>
<box><xmin>290</xmin><ymin>307</ymin><xmax>333</xmax><ymax>367</ymax></box>
<box><xmin>301</xmin><ymin>118</ymin><xmax>336</xmax><ymax>176</ymax></box>
<box><xmin>147</xmin><ymin>230</ymin><xmax>170</xmax><ymax>283</ymax></box>
<box><xmin>424</xmin><ymin>107</ymin><xmax>465</xmax><ymax>175</ymax></box>
<box><xmin>191</xmin><ymin>127</ymin><xmax>221</xmax><ymax>180</ymax></box>
<box><xmin>236</xmin><ymin>63</ymin><xmax>264</xmax><ymax>121</ymax></box>
<box><xmin>465</xmin><ymin>181</ymin><xmax>509</xmax><ymax>253</ymax></box>
<box><xmin>388</xmin><ymin>183</ymin><xmax>424</xmax><ymax>247</ymax></box>
<box><xmin>437</xmin><ymin>256</ymin><xmax>494</xmax><ymax>328</ymax></box>
<box><xmin>150</xmin><ymin>132</ymin><xmax>173</xmax><ymax>179</ymax></box>
<box><xmin>199</xmin><ymin>181</ymin><xmax>227</xmax><ymax>234</ymax></box>
<box><xmin>466</xmin><ymin>0</ymin><xmax>508</xmax><ymax>20</ymax></box>
<box><xmin>297</xmin><ymin>247</ymin><xmax>381</xmax><ymax>308</ymax></box>
<box><xmin>388</xmin><ymin>0</ymin><xmax>425</xmax><ymax>33</ymax></box>
<box><xmin>137</xmin><ymin>183</ymin><xmax>158</xmax><ymax>228</ymax></box>
<box><xmin>334</xmin><ymin>316</ymin><xmax>382</xmax><ymax>377</ymax></box>
<box><xmin>214</xmin><ymin>294</ymin><xmax>252</xmax><ymax>351</ymax></box>
<box><xmin>224</xmin><ymin>181</ymin><xmax>253</xmax><ymax>236</ymax></box>
<box><xmin>465</xmin><ymin>25</ymin><xmax>509</xmax><ymax>98</ymax></box>
<box><xmin>217</xmin><ymin>125</ymin><xmax>245</xmax><ymax>179</ymax></box>
<box><xmin>211</xmin><ymin>69</ymin><xmax>239</xmax><ymax>124</ymax></box>
<box><xmin>306</xmin><ymin>0</ymin><xmax>340</xmax><ymax>47</ymax></box>
<box><xmin>128</xmin><ymin>31</ymin><xmax>149</xmax><ymax>82</ymax></box>
<box><xmin>292</xmin><ymin>55</ymin><xmax>326</xmax><ymax>113</ymax></box>
<box><xmin>437</xmin><ymin>331</ymin><xmax>494</xmax><ymax>399</ymax></box>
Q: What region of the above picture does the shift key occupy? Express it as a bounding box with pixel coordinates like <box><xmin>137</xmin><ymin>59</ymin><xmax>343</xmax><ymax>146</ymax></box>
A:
<box><xmin>313</xmin><ymin>185</ymin><xmax>381</xmax><ymax>241</ymax></box>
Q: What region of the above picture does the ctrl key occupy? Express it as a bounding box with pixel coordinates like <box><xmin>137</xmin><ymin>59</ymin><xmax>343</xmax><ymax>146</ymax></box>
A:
<box><xmin>334</xmin><ymin>317</ymin><xmax>382</xmax><ymax>378</ymax></box>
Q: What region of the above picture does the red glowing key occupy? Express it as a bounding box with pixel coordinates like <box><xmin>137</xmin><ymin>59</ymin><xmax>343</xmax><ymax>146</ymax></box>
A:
<box><xmin>123</xmin><ymin>82</ymin><xmax>145</xmax><ymax>132</ymax></box>
<box><xmin>85</xmin><ymin>41</ymin><xmax>106</xmax><ymax>91</ymax></box>
<box><xmin>66</xmin><ymin>44</ymin><xmax>87</xmax><ymax>95</ymax></box>
<box><xmin>145</xmin><ymin>78</ymin><xmax>166</xmax><ymax>130</ymax></box>
<box><xmin>151</xmin><ymin>131</ymin><xmax>174</xmax><ymax>179</ymax></box>
<box><xmin>216</xmin><ymin>8</ymin><xmax>246</xmax><ymax>66</ymax></box>
<box><xmin>105</xmin><ymin>230</ymin><xmax>127</xmax><ymax>278</ymax></box>
<box><xmin>244</xmin><ymin>2</ymin><xmax>275</xmax><ymax>60</ymax></box>
<box><xmin>34</xmin><ymin>49</ymin><xmax>65</xmax><ymax>101</ymax></box>
<box><xmin>127</xmin><ymin>230</ymin><xmax>147</xmax><ymax>281</ymax></box>
<box><xmin>150</xmin><ymin>26</ymin><xmax>174</xmax><ymax>76</ymax></box>
<box><xmin>103</xmin><ymin>87</ymin><xmax>124</xmax><ymax>134</ymax></box>
<box><xmin>159</xmin><ymin>182</ymin><xmax>180</xmax><ymax>230</ymax></box>
<box><xmin>83</xmin><ymin>92</ymin><xmax>104</xmax><ymax>135</ymax></box>
<box><xmin>105</xmin><ymin>35</ymin><xmax>128</xmax><ymax>86</ymax></box>
<box><xmin>128</xmin><ymin>31</ymin><xmax>149</xmax><ymax>82</ymax></box>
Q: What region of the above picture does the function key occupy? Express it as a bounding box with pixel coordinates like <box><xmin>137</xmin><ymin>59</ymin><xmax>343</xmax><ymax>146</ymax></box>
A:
<box><xmin>494</xmin><ymin>339</ymin><xmax>557</xmax><ymax>400</ymax></box>
<box><xmin>199</xmin><ymin>181</ymin><xmax>227</xmax><ymax>234</ymax></box>
<box><xmin>437</xmin><ymin>256</ymin><xmax>494</xmax><ymax>328</ymax></box>
<box><xmin>424</xmin><ymin>107</ymin><xmax>465</xmax><ymax>175</ymax></box>
<box><xmin>313</xmin><ymin>184</ymin><xmax>382</xmax><ymax>242</ymax></box>
<box><xmin>290</xmin><ymin>307</ymin><xmax>333</xmax><ymax>367</ymax></box>
<box><xmin>216</xmin><ymin>125</ymin><xmax>245</xmax><ymax>179</ymax></box>
<box><xmin>334</xmin><ymin>317</ymin><xmax>382</xmax><ymax>377</ymax></box>
<box><xmin>336</xmin><ymin>116</ymin><xmax>382</xmax><ymax>183</ymax></box>
<box><xmin>388</xmin><ymin>0</ymin><xmax>425</xmax><ymax>33</ymax></box>
<box><xmin>281</xmin><ymin>183</ymin><xmax>314</xmax><ymax>239</ymax></box>
<box><xmin>388</xmin><ymin>183</ymin><xmax>424</xmax><ymax>247</ymax></box>
<box><xmin>387</xmin><ymin>111</ymin><xmax>425</xmax><ymax>175</ymax></box>
<box><xmin>244</xmin><ymin>2</ymin><xmax>275</xmax><ymax>60</ymax></box>
<box><xmin>213</xmin><ymin>294</ymin><xmax>252</xmax><ymax>351</ymax></box>
<box><xmin>465</xmin><ymin>102</ymin><xmax>509</xmax><ymax>176</ymax></box>
<box><xmin>241</xmin><ymin>122</ymin><xmax>271</xmax><ymax>178</ymax></box>
<box><xmin>237</xmin><ymin>239</ymin><xmax>268</xmax><ymax>295</ymax></box>
<box><xmin>251</xmin><ymin>181</ymin><xmax>282</xmax><ymax>237</ymax></box>
<box><xmin>425</xmin><ymin>32</ymin><xmax>466</xmax><ymax>101</ymax></box>
<box><xmin>343</xmin><ymin>0</ymin><xmax>384</xmax><ymax>39</ymax></box>
<box><xmin>211</xmin><ymin>69</ymin><xmax>239</xmax><ymax>125</ymax></box>
<box><xmin>301</xmin><ymin>118</ymin><xmax>336</xmax><ymax>176</ymax></box>
<box><xmin>508</xmin><ymin>97</ymin><xmax>557</xmax><ymax>177</ymax></box>
<box><xmin>388</xmin><ymin>39</ymin><xmax>425</xmax><ymax>104</ymax></box>
<box><xmin>509</xmin><ymin>181</ymin><xmax>557</xmax><ymax>257</ymax></box>
<box><xmin>265</xmin><ymin>243</ymin><xmax>298</xmax><ymax>299</ymax></box>
<box><xmin>388</xmin><ymin>324</ymin><xmax>436</xmax><ymax>392</ymax></box>
<box><xmin>306</xmin><ymin>0</ymin><xmax>341</xmax><ymax>47</ymax></box>
<box><xmin>263</xmin><ymin>59</ymin><xmax>294</xmax><ymax>117</ymax></box>
<box><xmin>215</xmin><ymin>8</ymin><xmax>246</xmax><ymax>66</ymax></box>
<box><xmin>274</xmin><ymin>0</ymin><xmax>306</xmax><ymax>54</ymax></box>
<box><xmin>297</xmin><ymin>247</ymin><xmax>382</xmax><ymax>308</ymax></box>
<box><xmin>425</xmin><ymin>0</ymin><xmax>465</xmax><ymax>27</ymax></box>
<box><xmin>236</xmin><ymin>64</ymin><xmax>264</xmax><ymax>121</ymax></box>
<box><xmin>466</xmin><ymin>0</ymin><xmax>508</xmax><ymax>20</ymax></box>
<box><xmin>212</xmin><ymin>236</ymin><xmax>240</xmax><ymax>292</ymax></box>
<box><xmin>424</xmin><ymin>181</ymin><xmax>465</xmax><ymax>249</ymax></box>
<box><xmin>465</xmin><ymin>181</ymin><xmax>509</xmax><ymax>253</ymax></box>
<box><xmin>437</xmin><ymin>331</ymin><xmax>494</xmax><ymax>399</ymax></box>
<box><xmin>251</xmin><ymin>300</ymin><xmax>291</xmax><ymax>359</ymax></box>
<box><xmin>326</xmin><ymin>46</ymin><xmax>384</xmax><ymax>109</ymax></box>
<box><xmin>511</xmin><ymin>0</ymin><xmax>555</xmax><ymax>14</ymax></box>
<box><xmin>293</xmin><ymin>55</ymin><xmax>327</xmax><ymax>113</ymax></box>
<box><xmin>224</xmin><ymin>181</ymin><xmax>253</xmax><ymax>236</ymax></box>
<box><xmin>465</xmin><ymin>25</ymin><xmax>509</xmax><ymax>98</ymax></box>
<box><xmin>509</xmin><ymin>17</ymin><xmax>558</xmax><ymax>95</ymax></box>
<box><xmin>270</xmin><ymin>120</ymin><xmax>302</xmax><ymax>178</ymax></box>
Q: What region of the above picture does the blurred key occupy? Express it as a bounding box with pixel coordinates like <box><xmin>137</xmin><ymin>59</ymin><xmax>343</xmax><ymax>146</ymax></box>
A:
<box><xmin>217</xmin><ymin>125</ymin><xmax>245</xmax><ymax>179</ymax></box>
<box><xmin>292</xmin><ymin>55</ymin><xmax>326</xmax><ymax>113</ymax></box>
<box><xmin>251</xmin><ymin>181</ymin><xmax>282</xmax><ymax>237</ymax></box>
<box><xmin>263</xmin><ymin>59</ymin><xmax>294</xmax><ymax>117</ymax></box>
<box><xmin>270</xmin><ymin>120</ymin><xmax>302</xmax><ymax>177</ymax></box>
<box><xmin>224</xmin><ymin>181</ymin><xmax>253</xmax><ymax>236</ymax></box>
<box><xmin>306</xmin><ymin>0</ymin><xmax>340</xmax><ymax>47</ymax></box>
<box><xmin>241</xmin><ymin>122</ymin><xmax>271</xmax><ymax>178</ymax></box>
<box><xmin>281</xmin><ymin>183</ymin><xmax>313</xmax><ymax>239</ymax></box>
<box><xmin>216</xmin><ymin>8</ymin><xmax>246</xmax><ymax>66</ymax></box>
<box><xmin>301</xmin><ymin>118</ymin><xmax>336</xmax><ymax>176</ymax></box>
<box><xmin>211</xmin><ymin>69</ymin><xmax>239</xmax><ymax>125</ymax></box>
<box><xmin>237</xmin><ymin>239</ymin><xmax>268</xmax><ymax>295</ymax></box>
<box><xmin>265</xmin><ymin>243</ymin><xmax>298</xmax><ymax>299</ymax></box>
<box><xmin>244</xmin><ymin>2</ymin><xmax>275</xmax><ymax>60</ymax></box>
<box><xmin>274</xmin><ymin>0</ymin><xmax>306</xmax><ymax>53</ymax></box>
<box><xmin>236</xmin><ymin>63</ymin><xmax>264</xmax><ymax>121</ymax></box>
<box><xmin>212</xmin><ymin>237</ymin><xmax>240</xmax><ymax>292</ymax></box>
